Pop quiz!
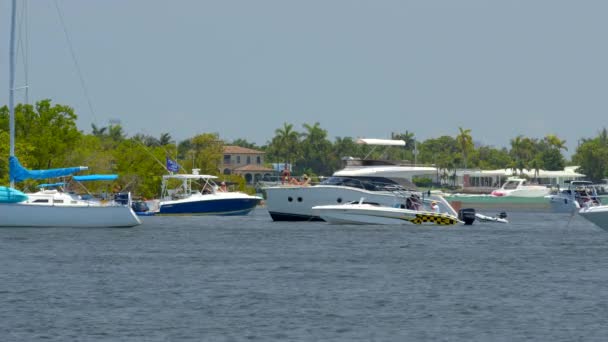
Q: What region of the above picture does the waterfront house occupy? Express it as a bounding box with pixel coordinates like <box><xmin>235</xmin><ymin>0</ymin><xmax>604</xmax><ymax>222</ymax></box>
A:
<box><xmin>221</xmin><ymin>146</ymin><xmax>276</xmax><ymax>184</ymax></box>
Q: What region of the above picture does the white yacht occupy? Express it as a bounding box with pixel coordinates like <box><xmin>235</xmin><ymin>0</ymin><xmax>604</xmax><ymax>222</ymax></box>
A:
<box><xmin>264</xmin><ymin>139</ymin><xmax>457</xmax><ymax>221</ymax></box>
<box><xmin>546</xmin><ymin>180</ymin><xmax>600</xmax><ymax>213</ymax></box>
<box><xmin>490</xmin><ymin>177</ymin><xmax>550</xmax><ymax>197</ymax></box>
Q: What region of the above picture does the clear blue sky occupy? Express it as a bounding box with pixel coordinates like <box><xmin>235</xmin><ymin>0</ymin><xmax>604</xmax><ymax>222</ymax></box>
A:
<box><xmin>1</xmin><ymin>0</ymin><xmax>607</xmax><ymax>155</ymax></box>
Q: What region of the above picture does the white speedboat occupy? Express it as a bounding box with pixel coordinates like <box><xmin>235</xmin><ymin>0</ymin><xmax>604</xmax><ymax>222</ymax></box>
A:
<box><xmin>578</xmin><ymin>205</ymin><xmax>608</xmax><ymax>231</ymax></box>
<box><xmin>264</xmin><ymin>138</ymin><xmax>456</xmax><ymax>221</ymax></box>
<box><xmin>154</xmin><ymin>170</ymin><xmax>262</xmax><ymax>215</ymax></box>
<box><xmin>312</xmin><ymin>200</ymin><xmax>463</xmax><ymax>226</ymax></box>
<box><xmin>546</xmin><ymin>181</ymin><xmax>601</xmax><ymax>213</ymax></box>
<box><xmin>0</xmin><ymin>4</ymin><xmax>141</xmax><ymax>228</ymax></box>
<box><xmin>490</xmin><ymin>177</ymin><xmax>550</xmax><ymax>197</ymax></box>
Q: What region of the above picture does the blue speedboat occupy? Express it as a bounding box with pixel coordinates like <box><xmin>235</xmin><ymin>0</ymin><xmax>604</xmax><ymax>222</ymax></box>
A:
<box><xmin>155</xmin><ymin>170</ymin><xmax>262</xmax><ymax>216</ymax></box>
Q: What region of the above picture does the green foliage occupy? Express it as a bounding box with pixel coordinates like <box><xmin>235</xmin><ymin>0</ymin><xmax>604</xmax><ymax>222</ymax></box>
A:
<box><xmin>572</xmin><ymin>129</ymin><xmax>608</xmax><ymax>182</ymax></box>
<box><xmin>412</xmin><ymin>176</ymin><xmax>433</xmax><ymax>187</ymax></box>
<box><xmin>0</xmin><ymin>101</ymin><xmax>582</xmax><ymax>195</ymax></box>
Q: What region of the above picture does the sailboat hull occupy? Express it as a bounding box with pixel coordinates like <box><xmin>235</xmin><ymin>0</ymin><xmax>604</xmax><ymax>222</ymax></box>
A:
<box><xmin>0</xmin><ymin>203</ymin><xmax>142</xmax><ymax>227</ymax></box>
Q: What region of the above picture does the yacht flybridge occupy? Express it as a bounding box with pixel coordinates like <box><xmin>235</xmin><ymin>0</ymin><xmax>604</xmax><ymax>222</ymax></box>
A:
<box><xmin>264</xmin><ymin>138</ymin><xmax>456</xmax><ymax>221</ymax></box>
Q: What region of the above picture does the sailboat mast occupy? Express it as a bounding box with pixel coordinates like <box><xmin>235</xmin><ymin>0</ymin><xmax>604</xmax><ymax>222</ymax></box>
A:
<box><xmin>9</xmin><ymin>0</ymin><xmax>17</xmax><ymax>187</ymax></box>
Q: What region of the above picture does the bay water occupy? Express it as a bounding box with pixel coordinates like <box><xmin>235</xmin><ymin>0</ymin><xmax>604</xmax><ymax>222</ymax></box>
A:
<box><xmin>1</xmin><ymin>209</ymin><xmax>607</xmax><ymax>341</ymax></box>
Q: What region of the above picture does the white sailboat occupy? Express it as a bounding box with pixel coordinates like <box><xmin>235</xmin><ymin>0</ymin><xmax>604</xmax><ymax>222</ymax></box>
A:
<box><xmin>0</xmin><ymin>0</ymin><xmax>141</xmax><ymax>228</ymax></box>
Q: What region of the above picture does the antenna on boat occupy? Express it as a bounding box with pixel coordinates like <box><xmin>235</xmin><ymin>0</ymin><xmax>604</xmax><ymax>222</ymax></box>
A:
<box><xmin>9</xmin><ymin>0</ymin><xmax>17</xmax><ymax>188</ymax></box>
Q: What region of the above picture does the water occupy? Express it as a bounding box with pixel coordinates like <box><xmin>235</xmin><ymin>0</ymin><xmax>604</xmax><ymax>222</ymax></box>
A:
<box><xmin>1</xmin><ymin>209</ymin><xmax>608</xmax><ymax>341</ymax></box>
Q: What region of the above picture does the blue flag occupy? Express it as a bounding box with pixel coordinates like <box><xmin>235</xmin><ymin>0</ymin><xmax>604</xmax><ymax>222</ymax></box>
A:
<box><xmin>166</xmin><ymin>157</ymin><xmax>180</xmax><ymax>173</ymax></box>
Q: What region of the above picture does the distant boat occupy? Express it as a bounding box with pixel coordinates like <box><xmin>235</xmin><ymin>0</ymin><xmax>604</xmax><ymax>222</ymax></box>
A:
<box><xmin>490</xmin><ymin>177</ymin><xmax>550</xmax><ymax>198</ymax></box>
<box><xmin>546</xmin><ymin>180</ymin><xmax>601</xmax><ymax>213</ymax></box>
<box><xmin>152</xmin><ymin>169</ymin><xmax>262</xmax><ymax>216</ymax></box>
<box><xmin>0</xmin><ymin>0</ymin><xmax>141</xmax><ymax>228</ymax></box>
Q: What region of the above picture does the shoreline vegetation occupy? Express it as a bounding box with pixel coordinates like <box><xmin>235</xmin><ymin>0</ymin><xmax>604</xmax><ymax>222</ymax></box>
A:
<box><xmin>2</xmin><ymin>100</ymin><xmax>608</xmax><ymax>198</ymax></box>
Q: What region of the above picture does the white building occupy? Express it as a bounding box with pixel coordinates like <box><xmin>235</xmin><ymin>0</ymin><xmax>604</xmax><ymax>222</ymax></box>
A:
<box><xmin>452</xmin><ymin>166</ymin><xmax>585</xmax><ymax>189</ymax></box>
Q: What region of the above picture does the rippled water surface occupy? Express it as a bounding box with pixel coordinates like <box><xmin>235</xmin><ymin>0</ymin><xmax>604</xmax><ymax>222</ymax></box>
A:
<box><xmin>1</xmin><ymin>209</ymin><xmax>608</xmax><ymax>341</ymax></box>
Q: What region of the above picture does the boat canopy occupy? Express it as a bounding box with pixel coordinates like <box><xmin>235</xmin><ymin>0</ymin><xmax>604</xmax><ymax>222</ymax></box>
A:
<box><xmin>73</xmin><ymin>174</ymin><xmax>118</xmax><ymax>182</ymax></box>
<box><xmin>9</xmin><ymin>156</ymin><xmax>88</xmax><ymax>183</ymax></box>
<box><xmin>356</xmin><ymin>138</ymin><xmax>406</xmax><ymax>146</ymax></box>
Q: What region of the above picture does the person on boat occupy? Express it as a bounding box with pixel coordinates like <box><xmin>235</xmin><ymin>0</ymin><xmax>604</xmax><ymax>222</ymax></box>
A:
<box><xmin>201</xmin><ymin>184</ymin><xmax>213</xmax><ymax>195</ymax></box>
<box><xmin>301</xmin><ymin>174</ymin><xmax>311</xmax><ymax>186</ymax></box>
<box><xmin>406</xmin><ymin>194</ymin><xmax>421</xmax><ymax>210</ymax></box>
<box><xmin>218</xmin><ymin>181</ymin><xmax>228</xmax><ymax>192</ymax></box>
<box><xmin>431</xmin><ymin>201</ymin><xmax>440</xmax><ymax>213</ymax></box>
<box><xmin>281</xmin><ymin>165</ymin><xmax>291</xmax><ymax>184</ymax></box>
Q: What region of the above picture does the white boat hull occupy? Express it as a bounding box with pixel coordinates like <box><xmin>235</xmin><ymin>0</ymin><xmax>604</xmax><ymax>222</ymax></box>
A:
<box><xmin>311</xmin><ymin>203</ymin><xmax>462</xmax><ymax>226</ymax></box>
<box><xmin>491</xmin><ymin>188</ymin><xmax>550</xmax><ymax>197</ymax></box>
<box><xmin>0</xmin><ymin>203</ymin><xmax>141</xmax><ymax>227</ymax></box>
<box><xmin>265</xmin><ymin>185</ymin><xmax>456</xmax><ymax>221</ymax></box>
<box><xmin>547</xmin><ymin>195</ymin><xmax>579</xmax><ymax>213</ymax></box>
<box><xmin>579</xmin><ymin>206</ymin><xmax>608</xmax><ymax>231</ymax></box>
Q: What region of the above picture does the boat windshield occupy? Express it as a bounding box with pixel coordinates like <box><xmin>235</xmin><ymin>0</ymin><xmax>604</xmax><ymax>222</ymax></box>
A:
<box><xmin>503</xmin><ymin>181</ymin><xmax>520</xmax><ymax>190</ymax></box>
<box><xmin>319</xmin><ymin>176</ymin><xmax>405</xmax><ymax>191</ymax></box>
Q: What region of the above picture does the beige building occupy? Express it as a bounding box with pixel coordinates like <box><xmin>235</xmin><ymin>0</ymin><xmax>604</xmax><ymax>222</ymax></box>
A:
<box><xmin>221</xmin><ymin>146</ymin><xmax>276</xmax><ymax>184</ymax></box>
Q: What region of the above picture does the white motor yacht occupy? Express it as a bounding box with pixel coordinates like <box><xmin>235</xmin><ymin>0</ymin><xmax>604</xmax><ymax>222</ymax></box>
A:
<box><xmin>490</xmin><ymin>177</ymin><xmax>550</xmax><ymax>197</ymax></box>
<box><xmin>264</xmin><ymin>138</ymin><xmax>457</xmax><ymax>221</ymax></box>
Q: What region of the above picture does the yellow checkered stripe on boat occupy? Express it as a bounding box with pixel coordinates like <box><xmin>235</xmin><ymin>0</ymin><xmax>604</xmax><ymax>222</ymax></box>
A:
<box><xmin>408</xmin><ymin>213</ymin><xmax>459</xmax><ymax>225</ymax></box>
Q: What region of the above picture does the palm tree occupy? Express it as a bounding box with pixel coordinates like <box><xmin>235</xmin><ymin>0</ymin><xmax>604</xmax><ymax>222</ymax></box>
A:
<box><xmin>159</xmin><ymin>132</ymin><xmax>173</xmax><ymax>146</ymax></box>
<box><xmin>544</xmin><ymin>134</ymin><xmax>567</xmax><ymax>152</ymax></box>
<box><xmin>108</xmin><ymin>124</ymin><xmax>125</xmax><ymax>142</ymax></box>
<box><xmin>274</xmin><ymin>122</ymin><xmax>300</xmax><ymax>165</ymax></box>
<box><xmin>456</xmin><ymin>127</ymin><xmax>473</xmax><ymax>169</ymax></box>
<box><xmin>91</xmin><ymin>123</ymin><xmax>107</xmax><ymax>137</ymax></box>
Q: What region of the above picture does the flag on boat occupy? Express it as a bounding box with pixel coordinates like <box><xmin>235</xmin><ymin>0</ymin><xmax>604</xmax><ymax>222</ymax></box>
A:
<box><xmin>166</xmin><ymin>157</ymin><xmax>180</xmax><ymax>173</ymax></box>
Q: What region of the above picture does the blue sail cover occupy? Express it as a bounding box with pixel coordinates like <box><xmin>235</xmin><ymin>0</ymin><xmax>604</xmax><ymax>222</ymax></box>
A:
<box><xmin>9</xmin><ymin>156</ymin><xmax>88</xmax><ymax>183</ymax></box>
<box><xmin>73</xmin><ymin>174</ymin><xmax>118</xmax><ymax>182</ymax></box>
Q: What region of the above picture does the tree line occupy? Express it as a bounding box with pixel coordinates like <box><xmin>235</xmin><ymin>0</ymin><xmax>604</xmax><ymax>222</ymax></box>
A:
<box><xmin>1</xmin><ymin>100</ymin><xmax>607</xmax><ymax>197</ymax></box>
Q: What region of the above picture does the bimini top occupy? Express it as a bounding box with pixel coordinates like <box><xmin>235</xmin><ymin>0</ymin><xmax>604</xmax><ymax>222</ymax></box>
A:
<box><xmin>9</xmin><ymin>156</ymin><xmax>88</xmax><ymax>183</ymax></box>
<box><xmin>73</xmin><ymin>174</ymin><xmax>118</xmax><ymax>182</ymax></box>
<box><xmin>356</xmin><ymin>138</ymin><xmax>406</xmax><ymax>146</ymax></box>
<box><xmin>163</xmin><ymin>174</ymin><xmax>218</xmax><ymax>180</ymax></box>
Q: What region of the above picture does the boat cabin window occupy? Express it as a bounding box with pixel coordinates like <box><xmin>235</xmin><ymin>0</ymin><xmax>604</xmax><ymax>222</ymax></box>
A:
<box><xmin>33</xmin><ymin>199</ymin><xmax>49</xmax><ymax>203</ymax></box>
<box><xmin>320</xmin><ymin>176</ymin><xmax>401</xmax><ymax>191</ymax></box>
<box><xmin>54</xmin><ymin>200</ymin><xmax>64</xmax><ymax>203</ymax></box>
<box><xmin>503</xmin><ymin>181</ymin><xmax>519</xmax><ymax>190</ymax></box>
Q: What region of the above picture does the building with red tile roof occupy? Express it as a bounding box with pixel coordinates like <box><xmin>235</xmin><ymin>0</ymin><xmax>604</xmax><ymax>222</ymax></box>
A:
<box><xmin>221</xmin><ymin>146</ymin><xmax>277</xmax><ymax>184</ymax></box>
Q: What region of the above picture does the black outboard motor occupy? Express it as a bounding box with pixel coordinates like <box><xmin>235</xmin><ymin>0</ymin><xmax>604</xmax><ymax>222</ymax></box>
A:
<box><xmin>498</xmin><ymin>211</ymin><xmax>508</xmax><ymax>219</ymax></box>
<box><xmin>131</xmin><ymin>201</ymin><xmax>149</xmax><ymax>213</ymax></box>
<box><xmin>458</xmin><ymin>208</ymin><xmax>476</xmax><ymax>225</ymax></box>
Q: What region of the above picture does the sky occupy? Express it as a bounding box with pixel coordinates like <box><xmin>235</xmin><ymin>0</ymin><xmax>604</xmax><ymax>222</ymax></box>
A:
<box><xmin>1</xmin><ymin>0</ymin><xmax>607</xmax><ymax>156</ymax></box>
